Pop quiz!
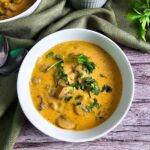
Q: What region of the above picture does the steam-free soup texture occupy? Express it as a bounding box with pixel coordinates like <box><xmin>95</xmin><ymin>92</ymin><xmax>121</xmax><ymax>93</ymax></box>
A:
<box><xmin>30</xmin><ymin>41</ymin><xmax>122</xmax><ymax>130</ymax></box>
<box><xmin>0</xmin><ymin>0</ymin><xmax>35</xmax><ymax>20</ymax></box>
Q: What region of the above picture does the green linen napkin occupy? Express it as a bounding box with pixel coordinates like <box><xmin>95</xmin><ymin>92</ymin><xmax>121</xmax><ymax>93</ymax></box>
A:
<box><xmin>0</xmin><ymin>0</ymin><xmax>149</xmax><ymax>149</ymax></box>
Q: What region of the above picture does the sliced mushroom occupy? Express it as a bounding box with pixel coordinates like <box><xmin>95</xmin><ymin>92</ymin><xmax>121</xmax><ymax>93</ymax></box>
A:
<box><xmin>49</xmin><ymin>101</ymin><xmax>59</xmax><ymax>111</ymax></box>
<box><xmin>3</xmin><ymin>9</ymin><xmax>11</xmax><ymax>17</ymax></box>
<box><xmin>58</xmin><ymin>86</ymin><xmax>74</xmax><ymax>100</ymax></box>
<box><xmin>56</xmin><ymin>115</ymin><xmax>75</xmax><ymax>129</ymax></box>
<box><xmin>32</xmin><ymin>76</ymin><xmax>42</xmax><ymax>84</ymax></box>
<box><xmin>57</xmin><ymin>80</ymin><xmax>68</xmax><ymax>87</ymax></box>
<box><xmin>37</xmin><ymin>95</ymin><xmax>46</xmax><ymax>111</ymax></box>
<box><xmin>45</xmin><ymin>84</ymin><xmax>65</xmax><ymax>98</ymax></box>
<box><xmin>74</xmin><ymin>105</ymin><xmax>88</xmax><ymax>116</ymax></box>
<box><xmin>3</xmin><ymin>3</ymin><xmax>16</xmax><ymax>12</ymax></box>
<box><xmin>45</xmin><ymin>84</ymin><xmax>57</xmax><ymax>97</ymax></box>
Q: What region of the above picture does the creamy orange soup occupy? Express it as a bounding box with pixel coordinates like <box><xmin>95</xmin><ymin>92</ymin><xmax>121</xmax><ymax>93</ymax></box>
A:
<box><xmin>0</xmin><ymin>0</ymin><xmax>35</xmax><ymax>20</ymax></box>
<box><xmin>30</xmin><ymin>41</ymin><xmax>122</xmax><ymax>130</ymax></box>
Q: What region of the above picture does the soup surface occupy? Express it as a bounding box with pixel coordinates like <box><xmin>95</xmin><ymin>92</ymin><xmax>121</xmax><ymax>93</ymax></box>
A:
<box><xmin>0</xmin><ymin>0</ymin><xmax>35</xmax><ymax>20</ymax></box>
<box><xmin>30</xmin><ymin>41</ymin><xmax>122</xmax><ymax>130</ymax></box>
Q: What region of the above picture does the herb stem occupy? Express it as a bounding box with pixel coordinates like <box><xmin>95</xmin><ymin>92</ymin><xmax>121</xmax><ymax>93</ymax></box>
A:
<box><xmin>45</xmin><ymin>60</ymin><xmax>63</xmax><ymax>72</ymax></box>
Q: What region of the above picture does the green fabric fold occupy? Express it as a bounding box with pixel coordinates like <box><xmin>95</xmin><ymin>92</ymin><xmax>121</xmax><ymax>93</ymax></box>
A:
<box><xmin>0</xmin><ymin>0</ymin><xmax>149</xmax><ymax>149</ymax></box>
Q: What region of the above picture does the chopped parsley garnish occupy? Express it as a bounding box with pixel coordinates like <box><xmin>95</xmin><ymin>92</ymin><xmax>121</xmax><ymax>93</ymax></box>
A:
<box><xmin>55</xmin><ymin>62</ymin><xmax>69</xmax><ymax>86</ymax></box>
<box><xmin>64</xmin><ymin>96</ymin><xmax>73</xmax><ymax>102</ymax></box>
<box><xmin>75</xmin><ymin>95</ymin><xmax>83</xmax><ymax>100</ymax></box>
<box><xmin>76</xmin><ymin>101</ymin><xmax>82</xmax><ymax>106</ymax></box>
<box><xmin>46</xmin><ymin>51</ymin><xmax>54</xmax><ymax>58</ymax></box>
<box><xmin>86</xmin><ymin>98</ymin><xmax>100</xmax><ymax>112</ymax></box>
<box><xmin>101</xmin><ymin>84</ymin><xmax>112</xmax><ymax>93</ymax></box>
<box><xmin>70</xmin><ymin>76</ymin><xmax>100</xmax><ymax>97</ymax></box>
<box><xmin>82</xmin><ymin>77</ymin><xmax>100</xmax><ymax>96</ymax></box>
<box><xmin>76</xmin><ymin>72</ymin><xmax>83</xmax><ymax>79</ymax></box>
<box><xmin>54</xmin><ymin>54</ymin><xmax>63</xmax><ymax>60</ymax></box>
<box><xmin>44</xmin><ymin>60</ymin><xmax>63</xmax><ymax>72</ymax></box>
<box><xmin>70</xmin><ymin>82</ymin><xmax>80</xmax><ymax>89</ymax></box>
<box><xmin>77</xmin><ymin>54</ymin><xmax>96</xmax><ymax>74</ymax></box>
<box><xmin>75</xmin><ymin>95</ymin><xmax>83</xmax><ymax>106</ymax></box>
<box><xmin>68</xmin><ymin>88</ymin><xmax>75</xmax><ymax>94</ymax></box>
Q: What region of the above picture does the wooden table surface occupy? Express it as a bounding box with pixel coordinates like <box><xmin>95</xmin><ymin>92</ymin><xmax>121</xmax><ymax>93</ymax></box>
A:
<box><xmin>14</xmin><ymin>45</ymin><xmax>150</xmax><ymax>150</ymax></box>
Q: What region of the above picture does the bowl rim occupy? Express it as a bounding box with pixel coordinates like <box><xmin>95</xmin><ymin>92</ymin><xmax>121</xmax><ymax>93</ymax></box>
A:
<box><xmin>17</xmin><ymin>28</ymin><xmax>134</xmax><ymax>142</ymax></box>
<box><xmin>0</xmin><ymin>0</ymin><xmax>41</xmax><ymax>23</ymax></box>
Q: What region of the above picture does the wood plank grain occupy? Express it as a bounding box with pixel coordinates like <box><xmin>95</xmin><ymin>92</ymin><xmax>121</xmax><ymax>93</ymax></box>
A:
<box><xmin>14</xmin><ymin>46</ymin><xmax>150</xmax><ymax>150</ymax></box>
<box><xmin>14</xmin><ymin>141</ymin><xmax>150</xmax><ymax>150</ymax></box>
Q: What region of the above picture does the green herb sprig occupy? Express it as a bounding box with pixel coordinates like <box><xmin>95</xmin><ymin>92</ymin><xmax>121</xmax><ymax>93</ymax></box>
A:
<box><xmin>127</xmin><ymin>0</ymin><xmax>150</xmax><ymax>41</ymax></box>
<box><xmin>64</xmin><ymin>96</ymin><xmax>73</xmax><ymax>102</ymax></box>
<box><xmin>55</xmin><ymin>61</ymin><xmax>69</xmax><ymax>86</ymax></box>
<box><xmin>75</xmin><ymin>95</ymin><xmax>83</xmax><ymax>106</ymax></box>
<box><xmin>101</xmin><ymin>84</ymin><xmax>112</xmax><ymax>93</ymax></box>
<box><xmin>44</xmin><ymin>60</ymin><xmax>63</xmax><ymax>72</ymax></box>
<box><xmin>81</xmin><ymin>77</ymin><xmax>100</xmax><ymax>96</ymax></box>
<box><xmin>86</xmin><ymin>98</ymin><xmax>100</xmax><ymax>112</ymax></box>
<box><xmin>46</xmin><ymin>51</ymin><xmax>54</xmax><ymax>58</ymax></box>
<box><xmin>77</xmin><ymin>54</ymin><xmax>96</xmax><ymax>74</ymax></box>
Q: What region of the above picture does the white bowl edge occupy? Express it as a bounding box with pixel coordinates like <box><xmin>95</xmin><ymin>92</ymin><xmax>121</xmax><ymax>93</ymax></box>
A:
<box><xmin>0</xmin><ymin>0</ymin><xmax>41</xmax><ymax>23</ymax></box>
<box><xmin>17</xmin><ymin>28</ymin><xmax>134</xmax><ymax>142</ymax></box>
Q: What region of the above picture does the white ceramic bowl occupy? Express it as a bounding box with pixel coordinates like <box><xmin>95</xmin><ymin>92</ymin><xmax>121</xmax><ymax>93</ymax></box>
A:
<box><xmin>70</xmin><ymin>0</ymin><xmax>107</xmax><ymax>9</ymax></box>
<box><xmin>0</xmin><ymin>0</ymin><xmax>41</xmax><ymax>23</ymax></box>
<box><xmin>17</xmin><ymin>29</ymin><xmax>134</xmax><ymax>142</ymax></box>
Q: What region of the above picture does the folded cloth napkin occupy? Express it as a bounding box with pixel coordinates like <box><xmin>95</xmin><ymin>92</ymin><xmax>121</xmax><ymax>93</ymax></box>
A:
<box><xmin>0</xmin><ymin>0</ymin><xmax>150</xmax><ymax>149</ymax></box>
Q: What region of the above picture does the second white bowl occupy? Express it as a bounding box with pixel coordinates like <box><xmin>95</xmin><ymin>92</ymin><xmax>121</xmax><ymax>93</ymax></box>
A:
<box><xmin>70</xmin><ymin>0</ymin><xmax>107</xmax><ymax>9</ymax></box>
<box><xmin>0</xmin><ymin>0</ymin><xmax>41</xmax><ymax>23</ymax></box>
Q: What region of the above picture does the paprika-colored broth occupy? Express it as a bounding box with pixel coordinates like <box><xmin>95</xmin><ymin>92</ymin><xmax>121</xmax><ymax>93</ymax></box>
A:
<box><xmin>0</xmin><ymin>0</ymin><xmax>35</xmax><ymax>20</ymax></box>
<box><xmin>30</xmin><ymin>41</ymin><xmax>122</xmax><ymax>130</ymax></box>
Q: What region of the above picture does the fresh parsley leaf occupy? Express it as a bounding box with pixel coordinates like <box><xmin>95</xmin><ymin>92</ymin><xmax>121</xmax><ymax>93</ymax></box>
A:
<box><xmin>127</xmin><ymin>0</ymin><xmax>150</xmax><ymax>41</ymax></box>
<box><xmin>55</xmin><ymin>62</ymin><xmax>69</xmax><ymax>86</ymax></box>
<box><xmin>44</xmin><ymin>60</ymin><xmax>63</xmax><ymax>72</ymax></box>
<box><xmin>127</xmin><ymin>12</ymin><xmax>141</xmax><ymax>21</ymax></box>
<box><xmin>71</xmin><ymin>77</ymin><xmax>100</xmax><ymax>96</ymax></box>
<box><xmin>75</xmin><ymin>95</ymin><xmax>83</xmax><ymax>106</ymax></box>
<box><xmin>64</xmin><ymin>96</ymin><xmax>73</xmax><ymax>102</ymax></box>
<box><xmin>68</xmin><ymin>88</ymin><xmax>75</xmax><ymax>94</ymax></box>
<box><xmin>75</xmin><ymin>95</ymin><xmax>83</xmax><ymax>100</ymax></box>
<box><xmin>46</xmin><ymin>51</ymin><xmax>54</xmax><ymax>58</ymax></box>
<box><xmin>54</xmin><ymin>54</ymin><xmax>63</xmax><ymax>60</ymax></box>
<box><xmin>76</xmin><ymin>101</ymin><xmax>82</xmax><ymax>106</ymax></box>
<box><xmin>77</xmin><ymin>54</ymin><xmax>96</xmax><ymax>74</ymax></box>
<box><xmin>77</xmin><ymin>72</ymin><xmax>83</xmax><ymax>78</ymax></box>
<box><xmin>86</xmin><ymin>98</ymin><xmax>100</xmax><ymax>112</ymax></box>
<box><xmin>70</xmin><ymin>82</ymin><xmax>80</xmax><ymax>89</ymax></box>
<box><xmin>101</xmin><ymin>84</ymin><xmax>112</xmax><ymax>93</ymax></box>
<box><xmin>83</xmin><ymin>77</ymin><xmax>100</xmax><ymax>96</ymax></box>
